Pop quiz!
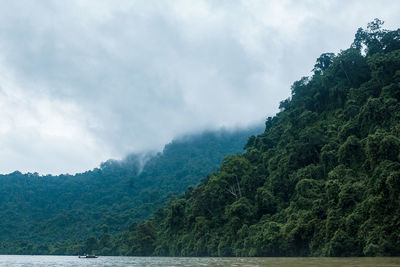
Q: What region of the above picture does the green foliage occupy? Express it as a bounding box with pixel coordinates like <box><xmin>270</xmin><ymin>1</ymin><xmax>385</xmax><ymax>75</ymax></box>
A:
<box><xmin>0</xmin><ymin>126</ymin><xmax>261</xmax><ymax>254</ymax></box>
<box><xmin>115</xmin><ymin>21</ymin><xmax>400</xmax><ymax>257</ymax></box>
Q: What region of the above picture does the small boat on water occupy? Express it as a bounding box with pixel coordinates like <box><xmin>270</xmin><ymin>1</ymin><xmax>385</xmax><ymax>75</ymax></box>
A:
<box><xmin>79</xmin><ymin>254</ymin><xmax>98</xmax><ymax>258</ymax></box>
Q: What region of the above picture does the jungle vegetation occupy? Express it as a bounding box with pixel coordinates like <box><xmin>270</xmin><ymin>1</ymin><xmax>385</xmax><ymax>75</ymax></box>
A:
<box><xmin>0</xmin><ymin>126</ymin><xmax>261</xmax><ymax>255</ymax></box>
<box><xmin>93</xmin><ymin>19</ymin><xmax>400</xmax><ymax>257</ymax></box>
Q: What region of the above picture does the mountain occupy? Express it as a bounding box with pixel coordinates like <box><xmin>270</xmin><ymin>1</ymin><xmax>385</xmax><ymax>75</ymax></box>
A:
<box><xmin>0</xmin><ymin>125</ymin><xmax>262</xmax><ymax>254</ymax></box>
<box><xmin>112</xmin><ymin>20</ymin><xmax>400</xmax><ymax>257</ymax></box>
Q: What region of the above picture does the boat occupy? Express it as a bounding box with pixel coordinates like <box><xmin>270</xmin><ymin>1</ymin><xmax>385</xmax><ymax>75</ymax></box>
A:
<box><xmin>79</xmin><ymin>254</ymin><xmax>98</xmax><ymax>258</ymax></box>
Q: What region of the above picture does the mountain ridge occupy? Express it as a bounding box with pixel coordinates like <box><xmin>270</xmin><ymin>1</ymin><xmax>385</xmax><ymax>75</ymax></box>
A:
<box><xmin>0</xmin><ymin>124</ymin><xmax>263</xmax><ymax>254</ymax></box>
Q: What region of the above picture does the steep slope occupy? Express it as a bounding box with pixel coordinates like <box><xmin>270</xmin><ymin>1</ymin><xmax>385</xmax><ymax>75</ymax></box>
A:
<box><xmin>120</xmin><ymin>20</ymin><xmax>400</xmax><ymax>257</ymax></box>
<box><xmin>0</xmin><ymin>125</ymin><xmax>262</xmax><ymax>254</ymax></box>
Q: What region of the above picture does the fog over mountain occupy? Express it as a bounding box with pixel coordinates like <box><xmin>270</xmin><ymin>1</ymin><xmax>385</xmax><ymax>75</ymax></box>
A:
<box><xmin>0</xmin><ymin>0</ymin><xmax>399</xmax><ymax>174</ymax></box>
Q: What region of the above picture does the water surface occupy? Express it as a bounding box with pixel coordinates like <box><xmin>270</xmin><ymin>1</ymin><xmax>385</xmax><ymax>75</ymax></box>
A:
<box><xmin>0</xmin><ymin>255</ymin><xmax>399</xmax><ymax>267</ymax></box>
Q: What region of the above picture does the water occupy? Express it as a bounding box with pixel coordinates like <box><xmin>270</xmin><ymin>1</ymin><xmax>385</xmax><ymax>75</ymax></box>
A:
<box><xmin>0</xmin><ymin>255</ymin><xmax>399</xmax><ymax>267</ymax></box>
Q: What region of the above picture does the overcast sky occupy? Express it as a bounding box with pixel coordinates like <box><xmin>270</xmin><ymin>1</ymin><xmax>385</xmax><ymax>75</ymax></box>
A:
<box><xmin>0</xmin><ymin>0</ymin><xmax>399</xmax><ymax>174</ymax></box>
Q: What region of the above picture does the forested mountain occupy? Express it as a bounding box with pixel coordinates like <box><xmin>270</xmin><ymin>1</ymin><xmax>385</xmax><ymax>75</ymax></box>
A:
<box><xmin>0</xmin><ymin>126</ymin><xmax>262</xmax><ymax>254</ymax></box>
<box><xmin>106</xmin><ymin>20</ymin><xmax>400</xmax><ymax>257</ymax></box>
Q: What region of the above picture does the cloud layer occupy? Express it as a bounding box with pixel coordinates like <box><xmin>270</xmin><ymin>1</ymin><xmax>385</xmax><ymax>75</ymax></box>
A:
<box><xmin>0</xmin><ymin>0</ymin><xmax>399</xmax><ymax>174</ymax></box>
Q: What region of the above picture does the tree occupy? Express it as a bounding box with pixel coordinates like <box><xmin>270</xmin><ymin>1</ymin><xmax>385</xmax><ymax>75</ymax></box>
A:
<box><xmin>313</xmin><ymin>53</ymin><xmax>335</xmax><ymax>75</ymax></box>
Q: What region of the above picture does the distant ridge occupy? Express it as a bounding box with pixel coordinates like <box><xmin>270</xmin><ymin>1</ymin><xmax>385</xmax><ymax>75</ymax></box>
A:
<box><xmin>0</xmin><ymin>124</ymin><xmax>262</xmax><ymax>255</ymax></box>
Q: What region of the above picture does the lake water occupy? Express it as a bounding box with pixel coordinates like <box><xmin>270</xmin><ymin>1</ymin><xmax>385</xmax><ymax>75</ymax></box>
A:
<box><xmin>0</xmin><ymin>255</ymin><xmax>399</xmax><ymax>267</ymax></box>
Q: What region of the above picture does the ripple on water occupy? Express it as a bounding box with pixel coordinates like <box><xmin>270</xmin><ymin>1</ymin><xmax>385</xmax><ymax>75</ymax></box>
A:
<box><xmin>0</xmin><ymin>256</ymin><xmax>400</xmax><ymax>267</ymax></box>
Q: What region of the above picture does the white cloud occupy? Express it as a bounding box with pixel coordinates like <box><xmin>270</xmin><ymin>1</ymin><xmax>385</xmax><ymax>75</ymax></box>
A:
<box><xmin>0</xmin><ymin>64</ymin><xmax>107</xmax><ymax>174</ymax></box>
<box><xmin>0</xmin><ymin>0</ymin><xmax>399</xmax><ymax>174</ymax></box>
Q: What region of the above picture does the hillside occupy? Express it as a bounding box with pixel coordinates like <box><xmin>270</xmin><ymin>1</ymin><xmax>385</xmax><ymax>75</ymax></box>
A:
<box><xmin>0</xmin><ymin>126</ymin><xmax>262</xmax><ymax>254</ymax></box>
<box><xmin>112</xmin><ymin>20</ymin><xmax>400</xmax><ymax>257</ymax></box>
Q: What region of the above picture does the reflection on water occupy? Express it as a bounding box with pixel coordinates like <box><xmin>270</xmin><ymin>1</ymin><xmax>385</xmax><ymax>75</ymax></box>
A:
<box><xmin>0</xmin><ymin>255</ymin><xmax>399</xmax><ymax>267</ymax></box>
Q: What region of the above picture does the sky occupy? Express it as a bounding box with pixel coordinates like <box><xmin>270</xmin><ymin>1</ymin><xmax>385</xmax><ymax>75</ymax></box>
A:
<box><xmin>0</xmin><ymin>0</ymin><xmax>399</xmax><ymax>175</ymax></box>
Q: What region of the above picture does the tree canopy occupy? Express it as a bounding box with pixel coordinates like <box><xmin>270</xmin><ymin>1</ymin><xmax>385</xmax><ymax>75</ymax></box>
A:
<box><xmin>106</xmin><ymin>20</ymin><xmax>400</xmax><ymax>257</ymax></box>
<box><xmin>0</xmin><ymin>126</ymin><xmax>261</xmax><ymax>255</ymax></box>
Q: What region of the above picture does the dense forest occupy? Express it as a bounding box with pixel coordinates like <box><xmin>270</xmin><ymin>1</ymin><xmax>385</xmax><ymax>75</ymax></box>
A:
<box><xmin>0</xmin><ymin>126</ymin><xmax>261</xmax><ymax>254</ymax></box>
<box><xmin>89</xmin><ymin>20</ymin><xmax>400</xmax><ymax>257</ymax></box>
